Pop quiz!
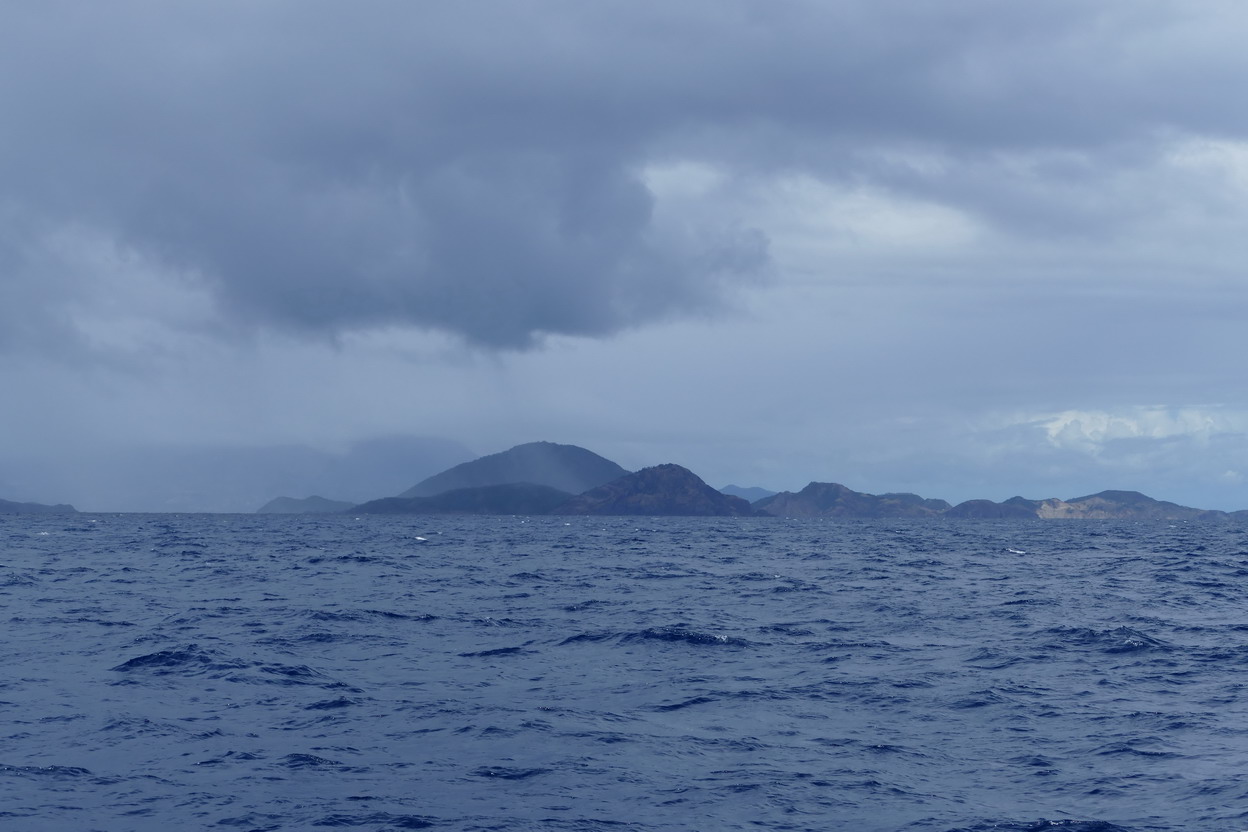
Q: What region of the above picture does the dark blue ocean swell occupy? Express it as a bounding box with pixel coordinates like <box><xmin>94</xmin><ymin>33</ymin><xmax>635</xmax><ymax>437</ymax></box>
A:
<box><xmin>2</xmin><ymin>514</ymin><xmax>1248</xmax><ymax>830</ymax></box>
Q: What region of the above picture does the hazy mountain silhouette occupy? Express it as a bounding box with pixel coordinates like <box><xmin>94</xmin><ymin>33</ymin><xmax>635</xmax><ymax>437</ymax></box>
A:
<box><xmin>0</xmin><ymin>498</ymin><xmax>77</xmax><ymax>514</ymax></box>
<box><xmin>552</xmin><ymin>464</ymin><xmax>756</xmax><ymax>516</ymax></box>
<box><xmin>400</xmin><ymin>441</ymin><xmax>628</xmax><ymax>498</ymax></box>
<box><xmin>755</xmin><ymin>482</ymin><xmax>951</xmax><ymax>518</ymax></box>
<box><xmin>353</xmin><ymin>483</ymin><xmax>574</xmax><ymax>515</ymax></box>
<box><xmin>947</xmin><ymin>490</ymin><xmax>1226</xmax><ymax>520</ymax></box>
<box><xmin>720</xmin><ymin>484</ymin><xmax>777</xmax><ymax>502</ymax></box>
<box><xmin>256</xmin><ymin>496</ymin><xmax>354</xmax><ymax>514</ymax></box>
<box><xmin>0</xmin><ymin>435</ymin><xmax>474</xmax><ymax>512</ymax></box>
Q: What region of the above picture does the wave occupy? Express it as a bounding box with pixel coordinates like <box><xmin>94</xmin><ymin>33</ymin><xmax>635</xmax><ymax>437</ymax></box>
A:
<box><xmin>110</xmin><ymin>644</ymin><xmax>360</xmax><ymax>690</ymax></box>
<box><xmin>937</xmin><ymin>822</ymin><xmax>1131</xmax><ymax>832</ymax></box>
<box><xmin>620</xmin><ymin>626</ymin><xmax>753</xmax><ymax>647</ymax></box>
<box><xmin>1040</xmin><ymin>626</ymin><xmax>1173</xmax><ymax>654</ymax></box>
<box><xmin>312</xmin><ymin>811</ymin><xmax>436</xmax><ymax>828</ymax></box>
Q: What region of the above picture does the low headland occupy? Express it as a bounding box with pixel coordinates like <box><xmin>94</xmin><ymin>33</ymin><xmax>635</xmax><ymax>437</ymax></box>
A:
<box><xmin>0</xmin><ymin>498</ymin><xmax>77</xmax><ymax>515</ymax></box>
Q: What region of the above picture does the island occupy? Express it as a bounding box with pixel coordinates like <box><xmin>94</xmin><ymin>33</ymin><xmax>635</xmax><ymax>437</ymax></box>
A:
<box><xmin>551</xmin><ymin>464</ymin><xmax>758</xmax><ymax>516</ymax></box>
<box><xmin>0</xmin><ymin>498</ymin><xmax>77</xmax><ymax>514</ymax></box>
<box><xmin>256</xmin><ymin>496</ymin><xmax>356</xmax><ymax>514</ymax></box>
<box><xmin>352</xmin><ymin>483</ymin><xmax>574</xmax><ymax>515</ymax></box>
<box><xmin>242</xmin><ymin>440</ymin><xmax>1248</xmax><ymax>520</ymax></box>
<box><xmin>755</xmin><ymin>482</ymin><xmax>950</xmax><ymax>518</ymax></box>
<box><xmin>398</xmin><ymin>441</ymin><xmax>628</xmax><ymax>498</ymax></box>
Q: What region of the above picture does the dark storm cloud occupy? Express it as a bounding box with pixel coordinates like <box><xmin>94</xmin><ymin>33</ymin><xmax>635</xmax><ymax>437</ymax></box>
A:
<box><xmin>1</xmin><ymin>1</ymin><xmax>1244</xmax><ymax>348</ymax></box>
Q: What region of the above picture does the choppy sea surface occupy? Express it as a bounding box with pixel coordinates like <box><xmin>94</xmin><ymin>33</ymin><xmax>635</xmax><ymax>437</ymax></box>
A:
<box><xmin>3</xmin><ymin>513</ymin><xmax>1248</xmax><ymax>832</ymax></box>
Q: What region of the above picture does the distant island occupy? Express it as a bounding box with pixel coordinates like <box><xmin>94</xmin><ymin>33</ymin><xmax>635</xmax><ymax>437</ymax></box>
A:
<box><xmin>354</xmin><ymin>483</ymin><xmax>574</xmax><ymax>515</ymax></box>
<box><xmin>0</xmin><ymin>498</ymin><xmax>77</xmax><ymax>514</ymax></box>
<box><xmin>756</xmin><ymin>482</ymin><xmax>951</xmax><ymax>518</ymax></box>
<box><xmin>943</xmin><ymin>490</ymin><xmax>1234</xmax><ymax>521</ymax></box>
<box><xmin>721</xmin><ymin>484</ymin><xmax>778</xmax><ymax>502</ymax></box>
<box><xmin>758</xmin><ymin>482</ymin><xmax>1237</xmax><ymax>521</ymax></box>
<box><xmin>252</xmin><ymin>440</ymin><xmax>1246</xmax><ymax>520</ymax></box>
<box><xmin>256</xmin><ymin>496</ymin><xmax>355</xmax><ymax>514</ymax></box>
<box><xmin>552</xmin><ymin>463</ymin><xmax>757</xmax><ymax>516</ymax></box>
<box><xmin>398</xmin><ymin>441</ymin><xmax>628</xmax><ymax>498</ymax></box>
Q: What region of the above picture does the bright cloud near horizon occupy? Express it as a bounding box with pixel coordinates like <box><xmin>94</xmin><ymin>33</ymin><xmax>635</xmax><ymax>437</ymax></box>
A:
<box><xmin>4</xmin><ymin>1</ymin><xmax>1248</xmax><ymax>511</ymax></box>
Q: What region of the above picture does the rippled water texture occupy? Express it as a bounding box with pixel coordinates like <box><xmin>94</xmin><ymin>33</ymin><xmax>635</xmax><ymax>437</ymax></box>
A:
<box><xmin>2</xmin><ymin>514</ymin><xmax>1247</xmax><ymax>831</ymax></box>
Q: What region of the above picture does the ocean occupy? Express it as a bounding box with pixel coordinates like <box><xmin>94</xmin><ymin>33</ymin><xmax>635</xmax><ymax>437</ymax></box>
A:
<box><xmin>2</xmin><ymin>513</ymin><xmax>1246</xmax><ymax>831</ymax></box>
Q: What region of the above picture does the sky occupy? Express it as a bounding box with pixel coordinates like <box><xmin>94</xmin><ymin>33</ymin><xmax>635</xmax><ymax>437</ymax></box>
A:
<box><xmin>5</xmin><ymin>1</ymin><xmax>1248</xmax><ymax>511</ymax></box>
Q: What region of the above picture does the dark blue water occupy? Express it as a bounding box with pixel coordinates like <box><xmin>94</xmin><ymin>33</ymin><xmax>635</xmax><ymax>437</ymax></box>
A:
<box><xmin>2</xmin><ymin>514</ymin><xmax>1247</xmax><ymax>831</ymax></box>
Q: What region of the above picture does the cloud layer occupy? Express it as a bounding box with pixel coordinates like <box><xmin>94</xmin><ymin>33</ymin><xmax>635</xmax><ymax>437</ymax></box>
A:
<box><xmin>4</xmin><ymin>2</ymin><xmax>1248</xmax><ymax>509</ymax></box>
<box><xmin>5</xmin><ymin>1</ymin><xmax>1248</xmax><ymax>353</ymax></box>
<box><xmin>2</xmin><ymin>2</ymin><xmax>779</xmax><ymax>349</ymax></box>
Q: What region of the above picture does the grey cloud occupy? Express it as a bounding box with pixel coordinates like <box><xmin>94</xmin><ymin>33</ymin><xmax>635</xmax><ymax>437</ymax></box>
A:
<box><xmin>0</xmin><ymin>2</ymin><xmax>776</xmax><ymax>350</ymax></box>
<box><xmin>2</xmin><ymin>1</ymin><xmax>1246</xmax><ymax>351</ymax></box>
